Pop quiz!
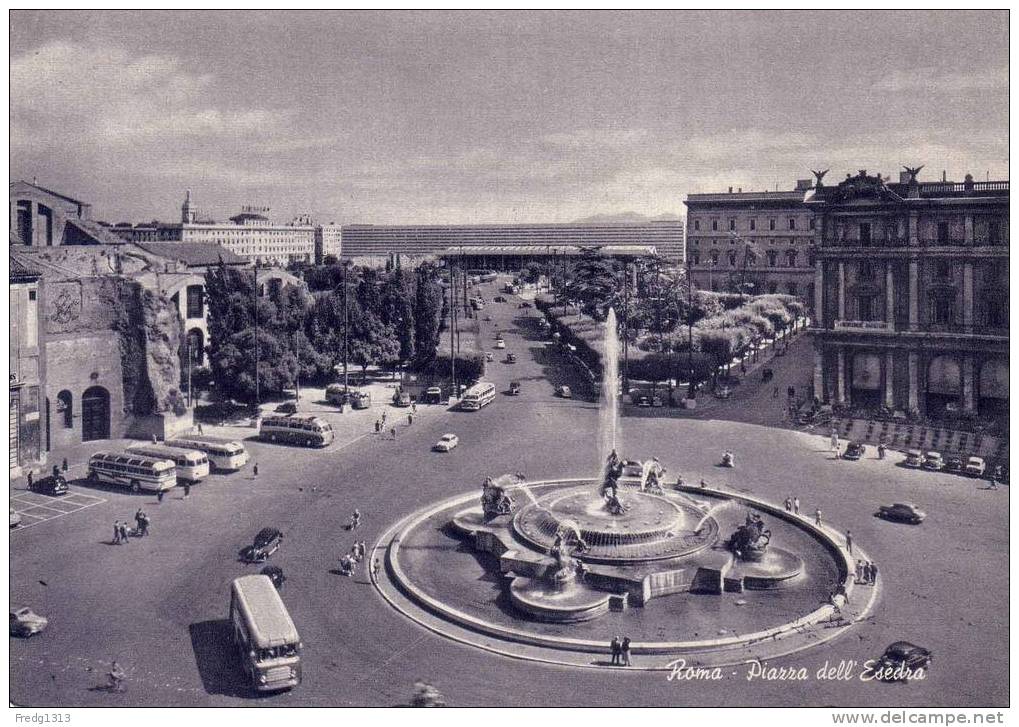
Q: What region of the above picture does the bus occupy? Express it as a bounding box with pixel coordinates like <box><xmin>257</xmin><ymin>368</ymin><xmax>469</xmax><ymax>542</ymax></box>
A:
<box><xmin>230</xmin><ymin>575</ymin><xmax>302</xmax><ymax>692</ymax></box>
<box><xmin>460</xmin><ymin>382</ymin><xmax>496</xmax><ymax>411</ymax></box>
<box><xmin>166</xmin><ymin>435</ymin><xmax>249</xmax><ymax>472</ymax></box>
<box><xmin>127</xmin><ymin>444</ymin><xmax>210</xmax><ymax>484</ymax></box>
<box><xmin>326</xmin><ymin>385</ymin><xmax>370</xmax><ymax>409</ymax></box>
<box><xmin>260</xmin><ymin>414</ymin><xmax>334</xmax><ymax>447</ymax></box>
<box><xmin>87</xmin><ymin>451</ymin><xmax>177</xmax><ymax>493</ymax></box>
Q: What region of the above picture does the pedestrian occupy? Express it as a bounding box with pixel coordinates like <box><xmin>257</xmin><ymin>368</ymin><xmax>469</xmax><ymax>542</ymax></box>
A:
<box><xmin>374</xmin><ymin>420</ymin><xmax>380</xmax><ymax>434</ymax></box>
<box><xmin>183</xmin><ymin>481</ymin><xmax>191</xmax><ymax>499</ymax></box>
<box><xmin>869</xmin><ymin>561</ymin><xmax>878</xmax><ymax>584</ymax></box>
<box><xmin>877</xmin><ymin>442</ymin><xmax>886</xmax><ymax>460</ymax></box>
<box><xmin>107</xmin><ymin>661</ymin><xmax>125</xmax><ymax>692</ymax></box>
<box><xmin>408</xmin><ymin>412</ymin><xmax>413</xmax><ymax>426</ymax></box>
<box><xmin>62</xmin><ymin>457</ymin><xmax>68</xmax><ymax>472</ymax></box>
<box><xmin>989</xmin><ymin>475</ymin><xmax>999</xmax><ymax>490</ymax></box>
<box><xmin>814</xmin><ymin>508</ymin><xmax>823</xmax><ymax>527</ymax></box>
<box><xmin>793</xmin><ymin>497</ymin><xmax>800</xmax><ymax>515</ymax></box>
<box><xmin>119</xmin><ymin>522</ymin><xmax>130</xmax><ymax>544</ymax></box>
<box><xmin>52</xmin><ymin>464</ymin><xmax>60</xmax><ymax>479</ymax></box>
<box><xmin>412</xmin><ymin>402</ymin><xmax>417</xmax><ymax>414</ymax></box>
<box><xmin>391</xmin><ymin>426</ymin><xmax>397</xmax><ymax>440</ymax></box>
<box><xmin>113</xmin><ymin>520</ymin><xmax>122</xmax><ymax>544</ymax></box>
<box><xmin>845</xmin><ymin>529</ymin><xmax>853</xmax><ymax>554</ymax></box>
<box><xmin>157</xmin><ymin>489</ymin><xmax>165</xmax><ymax>504</ymax></box>
<box><xmin>610</xmin><ymin>636</ymin><xmax>621</xmax><ymax>665</ymax></box>
<box><xmin>699</xmin><ymin>479</ymin><xmax>708</xmax><ymax>488</ymax></box>
<box><xmin>370</xmin><ymin>558</ymin><xmax>380</xmax><ymax>580</ymax></box>
<box><xmin>197</xmin><ymin>422</ymin><xmax>203</xmax><ymax>435</ymax></box>
<box><xmin>26</xmin><ymin>471</ymin><xmax>33</xmax><ymax>489</ymax></box>
<box><xmin>253</xmin><ymin>462</ymin><xmax>259</xmax><ymax>478</ymax></box>
<box><xmin>740</xmin><ymin>360</ymin><xmax>747</xmax><ymax>376</ymax></box>
<box><xmin>855</xmin><ymin>559</ymin><xmax>865</xmax><ymax>584</ymax></box>
<box><xmin>621</xmin><ymin>636</ymin><xmax>632</xmax><ymax>666</ymax></box>
<box><xmin>784</xmin><ymin>497</ymin><xmax>792</xmax><ymax>512</ymax></box>
<box><xmin>152</xmin><ymin>434</ymin><xmax>158</xmax><ymax>444</ymax></box>
<box><xmin>773</xmin><ymin>386</ymin><xmax>779</xmax><ymax>398</ymax></box>
<box><xmin>381</xmin><ymin>411</ymin><xmax>387</xmax><ymax>425</ymax></box>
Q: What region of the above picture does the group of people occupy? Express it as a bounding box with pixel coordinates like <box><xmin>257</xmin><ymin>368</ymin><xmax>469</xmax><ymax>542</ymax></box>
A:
<box><xmin>854</xmin><ymin>559</ymin><xmax>878</xmax><ymax>585</ymax></box>
<box><xmin>609</xmin><ymin>635</ymin><xmax>632</xmax><ymax>666</ymax></box>
<box><xmin>339</xmin><ymin>539</ymin><xmax>368</xmax><ymax>577</ymax></box>
<box><xmin>782</xmin><ymin>496</ymin><xmax>802</xmax><ymax>515</ymax></box>
<box><xmin>112</xmin><ymin>509</ymin><xmax>150</xmax><ymax>544</ymax></box>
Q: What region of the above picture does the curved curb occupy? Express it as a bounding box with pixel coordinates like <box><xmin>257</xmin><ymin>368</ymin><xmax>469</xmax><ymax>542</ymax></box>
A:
<box><xmin>371</xmin><ymin>479</ymin><xmax>880</xmax><ymax>669</ymax></box>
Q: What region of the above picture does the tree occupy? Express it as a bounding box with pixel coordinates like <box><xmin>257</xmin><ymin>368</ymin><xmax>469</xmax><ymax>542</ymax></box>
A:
<box><xmin>563</xmin><ymin>253</ymin><xmax>622</xmax><ymax>319</ymax></box>
<box><xmin>347</xmin><ymin>309</ymin><xmax>400</xmax><ymax>380</ymax></box>
<box><xmin>413</xmin><ymin>264</ymin><xmax>443</xmax><ymax>368</ymax></box>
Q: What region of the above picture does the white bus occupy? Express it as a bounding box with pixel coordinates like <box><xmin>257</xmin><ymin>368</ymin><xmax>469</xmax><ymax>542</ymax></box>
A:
<box><xmin>260</xmin><ymin>414</ymin><xmax>334</xmax><ymax>447</ymax></box>
<box><xmin>87</xmin><ymin>451</ymin><xmax>177</xmax><ymax>493</ymax></box>
<box><xmin>460</xmin><ymin>382</ymin><xmax>496</xmax><ymax>411</ymax></box>
<box><xmin>230</xmin><ymin>575</ymin><xmax>302</xmax><ymax>692</ymax></box>
<box><xmin>127</xmin><ymin>444</ymin><xmax>210</xmax><ymax>484</ymax></box>
<box><xmin>166</xmin><ymin>435</ymin><xmax>249</xmax><ymax>472</ymax></box>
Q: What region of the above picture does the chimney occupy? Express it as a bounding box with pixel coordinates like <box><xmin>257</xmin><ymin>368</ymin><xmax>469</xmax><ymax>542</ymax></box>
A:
<box><xmin>942</xmin><ymin>170</ymin><xmax>947</xmax><ymax>182</ymax></box>
<box><xmin>738</xmin><ymin>187</ymin><xmax>742</xmax><ymax>193</ymax></box>
<box><xmin>728</xmin><ymin>186</ymin><xmax>733</xmax><ymax>193</ymax></box>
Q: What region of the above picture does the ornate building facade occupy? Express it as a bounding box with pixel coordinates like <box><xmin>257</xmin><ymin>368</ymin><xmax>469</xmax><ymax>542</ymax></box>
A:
<box><xmin>807</xmin><ymin>169</ymin><xmax>1008</xmax><ymax>419</ymax></box>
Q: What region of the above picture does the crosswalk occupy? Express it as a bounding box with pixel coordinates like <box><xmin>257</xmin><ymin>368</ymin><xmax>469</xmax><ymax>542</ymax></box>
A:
<box><xmin>10</xmin><ymin>490</ymin><xmax>106</xmax><ymax>530</ymax></box>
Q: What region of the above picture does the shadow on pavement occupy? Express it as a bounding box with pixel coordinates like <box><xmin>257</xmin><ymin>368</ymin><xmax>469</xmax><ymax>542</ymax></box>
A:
<box><xmin>189</xmin><ymin>619</ymin><xmax>267</xmax><ymax>699</ymax></box>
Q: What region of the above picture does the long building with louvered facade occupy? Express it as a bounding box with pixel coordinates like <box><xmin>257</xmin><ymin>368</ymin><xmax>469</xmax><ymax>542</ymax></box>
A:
<box><xmin>340</xmin><ymin>221</ymin><xmax>685</xmax><ymax>265</ymax></box>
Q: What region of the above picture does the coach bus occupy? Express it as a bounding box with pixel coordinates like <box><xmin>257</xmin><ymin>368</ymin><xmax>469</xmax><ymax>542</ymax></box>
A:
<box><xmin>166</xmin><ymin>435</ymin><xmax>249</xmax><ymax>472</ymax></box>
<box><xmin>460</xmin><ymin>382</ymin><xmax>496</xmax><ymax>411</ymax></box>
<box><xmin>260</xmin><ymin>414</ymin><xmax>335</xmax><ymax>447</ymax></box>
<box><xmin>230</xmin><ymin>575</ymin><xmax>302</xmax><ymax>692</ymax></box>
<box><xmin>87</xmin><ymin>451</ymin><xmax>177</xmax><ymax>493</ymax></box>
<box><xmin>127</xmin><ymin>443</ymin><xmax>210</xmax><ymax>484</ymax></box>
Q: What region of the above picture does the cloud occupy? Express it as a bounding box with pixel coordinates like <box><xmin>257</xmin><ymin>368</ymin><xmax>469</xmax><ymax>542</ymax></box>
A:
<box><xmin>871</xmin><ymin>67</ymin><xmax>1008</xmax><ymax>93</ymax></box>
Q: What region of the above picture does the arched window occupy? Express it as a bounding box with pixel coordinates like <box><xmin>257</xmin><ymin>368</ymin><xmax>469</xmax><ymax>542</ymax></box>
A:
<box><xmin>56</xmin><ymin>390</ymin><xmax>73</xmax><ymax>429</ymax></box>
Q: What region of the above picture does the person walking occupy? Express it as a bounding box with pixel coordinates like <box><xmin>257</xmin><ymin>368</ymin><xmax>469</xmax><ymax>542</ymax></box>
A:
<box><xmin>855</xmin><ymin>559</ymin><xmax>864</xmax><ymax>584</ymax></box>
<box><xmin>118</xmin><ymin>522</ymin><xmax>130</xmax><ymax>544</ymax></box>
<box><xmin>408</xmin><ymin>412</ymin><xmax>413</xmax><ymax>426</ymax></box>
<box><xmin>621</xmin><ymin>636</ymin><xmax>632</xmax><ymax>666</ymax></box>
<box><xmin>113</xmin><ymin>520</ymin><xmax>122</xmax><ymax>544</ymax></box>
<box><xmin>390</xmin><ymin>426</ymin><xmax>397</xmax><ymax>440</ymax></box>
<box><xmin>411</xmin><ymin>402</ymin><xmax>417</xmax><ymax>414</ymax></box>
<box><xmin>877</xmin><ymin>442</ymin><xmax>886</xmax><ymax>460</ymax></box>
<box><xmin>845</xmin><ymin>529</ymin><xmax>853</xmax><ymax>554</ymax></box>
<box><xmin>369</xmin><ymin>558</ymin><xmax>380</xmax><ymax>581</ymax></box>
<box><xmin>814</xmin><ymin>508</ymin><xmax>823</xmax><ymax>527</ymax></box>
<box><xmin>197</xmin><ymin>422</ymin><xmax>203</xmax><ymax>435</ymax></box>
<box><xmin>107</xmin><ymin>661</ymin><xmax>126</xmax><ymax>692</ymax></box>
<box><xmin>157</xmin><ymin>488</ymin><xmax>165</xmax><ymax>504</ymax></box>
<box><xmin>26</xmin><ymin>471</ymin><xmax>33</xmax><ymax>489</ymax></box>
<box><xmin>381</xmin><ymin>411</ymin><xmax>387</xmax><ymax>426</ymax></box>
<box><xmin>784</xmin><ymin>497</ymin><xmax>792</xmax><ymax>512</ymax></box>
<box><xmin>609</xmin><ymin>636</ymin><xmax>621</xmax><ymax>665</ymax></box>
<box><xmin>183</xmin><ymin>481</ymin><xmax>191</xmax><ymax>499</ymax></box>
<box><xmin>253</xmin><ymin>462</ymin><xmax>259</xmax><ymax>478</ymax></box>
<box><xmin>869</xmin><ymin>561</ymin><xmax>878</xmax><ymax>585</ymax></box>
<box><xmin>793</xmin><ymin>497</ymin><xmax>800</xmax><ymax>515</ymax></box>
<box><xmin>62</xmin><ymin>458</ymin><xmax>69</xmax><ymax>472</ymax></box>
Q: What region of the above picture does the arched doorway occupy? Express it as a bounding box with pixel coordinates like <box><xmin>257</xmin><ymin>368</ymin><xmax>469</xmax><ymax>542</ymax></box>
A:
<box><xmin>186</xmin><ymin>328</ymin><xmax>205</xmax><ymax>367</ymax></box>
<box><xmin>850</xmin><ymin>353</ymin><xmax>883</xmax><ymax>408</ymax></box>
<box><xmin>978</xmin><ymin>359</ymin><xmax>1008</xmax><ymax>416</ymax></box>
<box><xmin>81</xmin><ymin>386</ymin><xmax>110</xmax><ymax>441</ymax></box>
<box><xmin>926</xmin><ymin>355</ymin><xmax>961</xmax><ymax>416</ymax></box>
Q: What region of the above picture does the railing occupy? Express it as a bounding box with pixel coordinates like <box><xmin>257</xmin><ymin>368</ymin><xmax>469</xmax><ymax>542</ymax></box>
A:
<box><xmin>833</xmin><ymin>320</ymin><xmax>891</xmax><ymax>332</ymax></box>
<box><xmin>919</xmin><ymin>181</ymin><xmax>1009</xmax><ymax>194</ymax></box>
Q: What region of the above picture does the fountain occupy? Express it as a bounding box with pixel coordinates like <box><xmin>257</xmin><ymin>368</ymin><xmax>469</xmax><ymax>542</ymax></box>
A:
<box><xmin>598</xmin><ymin>308</ymin><xmax>621</xmax><ymax>473</ymax></box>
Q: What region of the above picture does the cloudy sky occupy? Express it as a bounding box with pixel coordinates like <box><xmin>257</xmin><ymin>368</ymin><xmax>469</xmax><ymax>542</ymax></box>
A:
<box><xmin>10</xmin><ymin>10</ymin><xmax>1009</xmax><ymax>225</ymax></box>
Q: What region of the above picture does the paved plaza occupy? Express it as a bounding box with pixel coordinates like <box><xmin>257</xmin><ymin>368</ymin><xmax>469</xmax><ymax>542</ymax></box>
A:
<box><xmin>9</xmin><ymin>278</ymin><xmax>1009</xmax><ymax>707</ymax></box>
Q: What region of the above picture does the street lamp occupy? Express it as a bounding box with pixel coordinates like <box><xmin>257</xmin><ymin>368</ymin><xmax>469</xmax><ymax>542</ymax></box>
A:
<box><xmin>342</xmin><ymin>260</ymin><xmax>352</xmax><ymax>394</ymax></box>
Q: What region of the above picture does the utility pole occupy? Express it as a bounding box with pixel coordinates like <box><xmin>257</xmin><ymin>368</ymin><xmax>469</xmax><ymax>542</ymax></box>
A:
<box><xmin>622</xmin><ymin>258</ymin><xmax>629</xmax><ymax>392</ymax></box>
<box><xmin>687</xmin><ymin>253</ymin><xmax>695</xmax><ymax>399</ymax></box>
<box><xmin>254</xmin><ymin>261</ymin><xmax>260</xmax><ymax>408</ymax></box>
<box><xmin>450</xmin><ymin>260</ymin><xmax>458</xmax><ymax>398</ymax></box>
<box><xmin>342</xmin><ymin>261</ymin><xmax>351</xmax><ymax>394</ymax></box>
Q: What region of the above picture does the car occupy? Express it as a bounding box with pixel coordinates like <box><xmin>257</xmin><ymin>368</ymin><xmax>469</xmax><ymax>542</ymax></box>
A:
<box><xmin>485</xmin><ymin>352</ymin><xmax>494</xmax><ymax>362</ymax></box>
<box><xmin>30</xmin><ymin>474</ymin><xmax>70</xmax><ymax>496</ymax></box>
<box><xmin>274</xmin><ymin>401</ymin><xmax>298</xmax><ymax>414</ymax></box>
<box><xmin>843</xmin><ymin>441</ymin><xmax>867</xmax><ymax>460</ymax></box>
<box><xmin>877</xmin><ymin>502</ymin><xmax>926</xmax><ymax>524</ymax></box>
<box><xmin>494</xmin><ymin>339</ymin><xmax>506</xmax><ymax>350</ymax></box>
<box><xmin>240</xmin><ymin>527</ymin><xmax>284</xmax><ymax>563</ymax></box>
<box><xmin>872</xmin><ymin>641</ymin><xmax>932</xmax><ymax>682</ymax></box>
<box><xmin>556</xmin><ymin>385</ymin><xmax>572</xmax><ymax>399</ymax></box>
<box><xmin>518</xmin><ymin>301</ymin><xmax>532</xmax><ymax>308</ymax></box>
<box><xmin>620</xmin><ymin>460</ymin><xmax>644</xmax><ymax>478</ymax></box>
<box><xmin>904</xmin><ymin>449</ymin><xmax>923</xmax><ymax>467</ymax></box>
<box><xmin>494</xmin><ymin>295</ymin><xmax>506</xmax><ymax>303</ymax></box>
<box><xmin>944</xmin><ymin>455</ymin><xmax>964</xmax><ymax>473</ymax></box>
<box><xmin>483</xmin><ymin>315</ymin><xmax>492</xmax><ymax>322</ymax></box>
<box><xmin>260</xmin><ymin>565</ymin><xmax>287</xmax><ymax>591</ymax></box>
<box><xmin>392</xmin><ymin>390</ymin><xmax>412</xmax><ymax>407</ymax></box>
<box><xmin>965</xmin><ymin>456</ymin><xmax>986</xmax><ymax>477</ymax></box>
<box><xmin>9</xmin><ymin>606</ymin><xmax>47</xmax><ymax>637</ymax></box>
<box><xmin>433</xmin><ymin>434</ymin><xmax>459</xmax><ymax>452</ymax></box>
<box><xmin>10</xmin><ymin>508</ymin><xmax>21</xmax><ymax>529</ymax></box>
<box><xmin>505</xmin><ymin>353</ymin><xmax>517</xmax><ymax>363</ymax></box>
<box><xmin>423</xmin><ymin>386</ymin><xmax>444</xmax><ymax>405</ymax></box>
<box><xmin>651</xmin><ymin>396</ymin><xmax>664</xmax><ymax>407</ymax></box>
<box><xmin>636</xmin><ymin>395</ymin><xmax>651</xmax><ymax>407</ymax></box>
<box><xmin>922</xmin><ymin>451</ymin><xmax>944</xmax><ymax>470</ymax></box>
<box><xmin>508</xmin><ymin>381</ymin><xmax>521</xmax><ymax>395</ymax></box>
<box><xmin>349</xmin><ymin>390</ymin><xmax>372</xmax><ymax>409</ymax></box>
<box><xmin>714</xmin><ymin>386</ymin><xmax>732</xmax><ymax>399</ymax></box>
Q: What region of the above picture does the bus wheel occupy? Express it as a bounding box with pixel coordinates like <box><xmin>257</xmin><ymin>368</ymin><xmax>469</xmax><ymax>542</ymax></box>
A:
<box><xmin>131</xmin><ymin>481</ymin><xmax>141</xmax><ymax>493</ymax></box>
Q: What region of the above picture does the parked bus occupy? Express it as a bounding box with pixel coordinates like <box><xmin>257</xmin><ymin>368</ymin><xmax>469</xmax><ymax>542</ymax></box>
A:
<box><xmin>127</xmin><ymin>443</ymin><xmax>210</xmax><ymax>484</ymax></box>
<box><xmin>460</xmin><ymin>382</ymin><xmax>496</xmax><ymax>411</ymax></box>
<box><xmin>166</xmin><ymin>435</ymin><xmax>249</xmax><ymax>472</ymax></box>
<box><xmin>326</xmin><ymin>385</ymin><xmax>371</xmax><ymax>409</ymax></box>
<box><xmin>87</xmin><ymin>451</ymin><xmax>177</xmax><ymax>493</ymax></box>
<box><xmin>260</xmin><ymin>414</ymin><xmax>334</xmax><ymax>447</ymax></box>
<box><xmin>230</xmin><ymin>575</ymin><xmax>302</xmax><ymax>692</ymax></box>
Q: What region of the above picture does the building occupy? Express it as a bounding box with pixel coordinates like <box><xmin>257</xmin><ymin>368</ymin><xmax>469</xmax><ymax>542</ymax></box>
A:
<box><xmin>114</xmin><ymin>192</ymin><xmax>316</xmax><ymax>266</ymax></box>
<box><xmin>340</xmin><ymin>221</ymin><xmax>686</xmax><ymax>265</ymax></box>
<box><xmin>315</xmin><ymin>224</ymin><xmax>342</xmax><ymax>264</ymax></box>
<box><xmin>10</xmin><ymin>180</ymin><xmax>128</xmax><ymax>247</ymax></box>
<box><xmin>807</xmin><ymin>168</ymin><xmax>1008</xmax><ymax>419</ymax></box>
<box><xmin>684</xmin><ymin>182</ymin><xmax>817</xmax><ymax>300</ymax></box>
<box><xmin>10</xmin><ymin>250</ymin><xmax>46</xmax><ymax>478</ymax></box>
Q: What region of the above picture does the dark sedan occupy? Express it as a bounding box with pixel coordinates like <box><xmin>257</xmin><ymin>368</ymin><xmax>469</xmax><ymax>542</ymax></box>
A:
<box><xmin>876</xmin><ymin>502</ymin><xmax>926</xmax><ymax>524</ymax></box>
<box><xmin>944</xmin><ymin>455</ymin><xmax>964</xmax><ymax>473</ymax></box>
<box><xmin>843</xmin><ymin>441</ymin><xmax>866</xmax><ymax>460</ymax></box>
<box><xmin>30</xmin><ymin>475</ymin><xmax>69</xmax><ymax>496</ymax></box>
<box><xmin>870</xmin><ymin>641</ymin><xmax>932</xmax><ymax>682</ymax></box>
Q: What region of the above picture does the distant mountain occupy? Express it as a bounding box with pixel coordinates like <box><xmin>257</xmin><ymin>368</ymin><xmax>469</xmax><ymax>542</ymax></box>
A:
<box><xmin>572</xmin><ymin>212</ymin><xmax>682</xmax><ymax>224</ymax></box>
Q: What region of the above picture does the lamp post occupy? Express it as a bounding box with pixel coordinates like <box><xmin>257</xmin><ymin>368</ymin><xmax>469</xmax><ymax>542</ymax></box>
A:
<box><xmin>342</xmin><ymin>260</ymin><xmax>351</xmax><ymax>394</ymax></box>
<box><xmin>253</xmin><ymin>261</ymin><xmax>260</xmax><ymax>408</ymax></box>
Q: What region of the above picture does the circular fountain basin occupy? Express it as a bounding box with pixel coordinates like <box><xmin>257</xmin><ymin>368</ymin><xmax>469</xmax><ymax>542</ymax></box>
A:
<box><xmin>509</xmin><ymin>576</ymin><xmax>613</xmax><ymax>623</ymax></box>
<box><xmin>513</xmin><ymin>485</ymin><xmax>718</xmax><ymax>563</ymax></box>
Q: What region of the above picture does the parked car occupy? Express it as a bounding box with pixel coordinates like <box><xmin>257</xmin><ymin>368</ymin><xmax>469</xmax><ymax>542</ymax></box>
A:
<box><xmin>422</xmin><ymin>386</ymin><xmax>444</xmax><ymax>405</ymax></box>
<box><xmin>877</xmin><ymin>502</ymin><xmax>926</xmax><ymax>524</ymax></box>
<box><xmin>392</xmin><ymin>390</ymin><xmax>412</xmax><ymax>407</ymax></box>
<box><xmin>325</xmin><ymin>384</ymin><xmax>348</xmax><ymax>406</ymax></box>
<box><xmin>651</xmin><ymin>396</ymin><xmax>664</xmax><ymax>407</ymax></box>
<box><xmin>872</xmin><ymin>641</ymin><xmax>932</xmax><ymax>682</ymax></box>
<box><xmin>714</xmin><ymin>386</ymin><xmax>732</xmax><ymax>399</ymax></box>
<box><xmin>922</xmin><ymin>451</ymin><xmax>944</xmax><ymax>471</ymax></box>
<box><xmin>636</xmin><ymin>395</ymin><xmax>651</xmax><ymax>407</ymax></box>
<box><xmin>29</xmin><ymin>474</ymin><xmax>69</xmax><ymax>496</ymax></box>
<box><xmin>494</xmin><ymin>339</ymin><xmax>506</xmax><ymax>350</ymax></box>
<box><xmin>505</xmin><ymin>353</ymin><xmax>517</xmax><ymax>364</ymax></box>
<box><xmin>508</xmin><ymin>381</ymin><xmax>521</xmax><ymax>395</ymax></box>
<box><xmin>433</xmin><ymin>434</ymin><xmax>459</xmax><ymax>452</ymax></box>
<box><xmin>556</xmin><ymin>385</ymin><xmax>572</xmax><ymax>399</ymax></box>
<box><xmin>9</xmin><ymin>605</ymin><xmax>47</xmax><ymax>637</ymax></box>
<box><xmin>10</xmin><ymin>508</ymin><xmax>21</xmax><ymax>529</ymax></box>
<box><xmin>274</xmin><ymin>401</ymin><xmax>298</xmax><ymax>414</ymax></box>
<box><xmin>965</xmin><ymin>456</ymin><xmax>986</xmax><ymax>477</ymax></box>
<box><xmin>494</xmin><ymin>295</ymin><xmax>506</xmax><ymax>303</ymax></box>
<box><xmin>241</xmin><ymin>527</ymin><xmax>284</xmax><ymax>563</ymax></box>
<box><xmin>843</xmin><ymin>441</ymin><xmax>867</xmax><ymax>460</ymax></box>
<box><xmin>904</xmin><ymin>449</ymin><xmax>923</xmax><ymax>468</ymax></box>
<box><xmin>349</xmin><ymin>390</ymin><xmax>371</xmax><ymax>409</ymax></box>
<box><xmin>943</xmin><ymin>455</ymin><xmax>964</xmax><ymax>473</ymax></box>
<box><xmin>518</xmin><ymin>301</ymin><xmax>532</xmax><ymax>309</ymax></box>
<box><xmin>260</xmin><ymin>565</ymin><xmax>287</xmax><ymax>591</ymax></box>
<box><xmin>485</xmin><ymin>352</ymin><xmax>494</xmax><ymax>362</ymax></box>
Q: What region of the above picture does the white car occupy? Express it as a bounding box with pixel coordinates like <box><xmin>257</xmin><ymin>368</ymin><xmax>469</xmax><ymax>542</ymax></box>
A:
<box><xmin>922</xmin><ymin>451</ymin><xmax>944</xmax><ymax>471</ymax></box>
<box><xmin>494</xmin><ymin>340</ymin><xmax>506</xmax><ymax>350</ymax></box>
<box><xmin>557</xmin><ymin>385</ymin><xmax>572</xmax><ymax>399</ymax></box>
<box><xmin>433</xmin><ymin>434</ymin><xmax>459</xmax><ymax>452</ymax></box>
<box><xmin>965</xmin><ymin>456</ymin><xmax>986</xmax><ymax>477</ymax></box>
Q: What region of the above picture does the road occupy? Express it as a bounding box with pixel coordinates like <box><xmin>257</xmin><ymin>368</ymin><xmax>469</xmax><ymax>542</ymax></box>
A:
<box><xmin>9</xmin><ymin>277</ymin><xmax>1008</xmax><ymax>707</ymax></box>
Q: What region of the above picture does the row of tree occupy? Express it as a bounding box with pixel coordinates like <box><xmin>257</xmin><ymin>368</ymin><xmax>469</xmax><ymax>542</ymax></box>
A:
<box><xmin>203</xmin><ymin>261</ymin><xmax>445</xmax><ymax>404</ymax></box>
